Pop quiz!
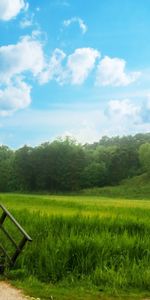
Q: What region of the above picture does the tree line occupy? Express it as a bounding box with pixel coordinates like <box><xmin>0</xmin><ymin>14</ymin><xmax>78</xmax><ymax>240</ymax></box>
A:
<box><xmin>0</xmin><ymin>133</ymin><xmax>150</xmax><ymax>192</ymax></box>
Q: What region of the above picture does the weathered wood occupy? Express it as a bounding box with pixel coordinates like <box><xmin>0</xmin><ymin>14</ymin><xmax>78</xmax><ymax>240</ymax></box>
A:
<box><xmin>0</xmin><ymin>243</ymin><xmax>11</xmax><ymax>262</ymax></box>
<box><xmin>0</xmin><ymin>211</ymin><xmax>7</xmax><ymax>226</ymax></box>
<box><xmin>11</xmin><ymin>236</ymin><xmax>28</xmax><ymax>266</ymax></box>
<box><xmin>0</xmin><ymin>204</ymin><xmax>32</xmax><ymax>242</ymax></box>
<box><xmin>0</xmin><ymin>226</ymin><xmax>19</xmax><ymax>249</ymax></box>
<box><xmin>0</xmin><ymin>204</ymin><xmax>32</xmax><ymax>272</ymax></box>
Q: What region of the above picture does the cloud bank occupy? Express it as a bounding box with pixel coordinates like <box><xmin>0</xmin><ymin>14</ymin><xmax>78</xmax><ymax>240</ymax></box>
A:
<box><xmin>0</xmin><ymin>32</ymin><xmax>141</xmax><ymax>116</ymax></box>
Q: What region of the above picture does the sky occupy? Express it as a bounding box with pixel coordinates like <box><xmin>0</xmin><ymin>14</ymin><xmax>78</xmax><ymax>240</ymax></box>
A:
<box><xmin>0</xmin><ymin>0</ymin><xmax>150</xmax><ymax>148</ymax></box>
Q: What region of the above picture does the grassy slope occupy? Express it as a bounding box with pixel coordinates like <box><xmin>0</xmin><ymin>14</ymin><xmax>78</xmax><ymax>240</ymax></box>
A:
<box><xmin>82</xmin><ymin>173</ymin><xmax>150</xmax><ymax>199</ymax></box>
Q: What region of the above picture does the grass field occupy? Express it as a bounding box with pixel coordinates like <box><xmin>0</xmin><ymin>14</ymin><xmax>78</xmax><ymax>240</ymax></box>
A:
<box><xmin>0</xmin><ymin>192</ymin><xmax>150</xmax><ymax>299</ymax></box>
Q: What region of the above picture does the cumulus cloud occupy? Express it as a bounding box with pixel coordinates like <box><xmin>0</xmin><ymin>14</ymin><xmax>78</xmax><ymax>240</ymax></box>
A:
<box><xmin>39</xmin><ymin>48</ymin><xmax>66</xmax><ymax>84</ymax></box>
<box><xmin>0</xmin><ymin>35</ymin><xmax>45</xmax><ymax>84</ymax></box>
<box><xmin>102</xmin><ymin>99</ymin><xmax>143</xmax><ymax>136</ymax></box>
<box><xmin>0</xmin><ymin>79</ymin><xmax>31</xmax><ymax>116</ymax></box>
<box><xmin>63</xmin><ymin>17</ymin><xmax>87</xmax><ymax>34</ymax></box>
<box><xmin>96</xmin><ymin>56</ymin><xmax>141</xmax><ymax>86</ymax></box>
<box><xmin>0</xmin><ymin>0</ymin><xmax>28</xmax><ymax>21</ymax></box>
<box><xmin>66</xmin><ymin>48</ymin><xmax>100</xmax><ymax>84</ymax></box>
<box><xmin>0</xmin><ymin>33</ymin><xmax>101</xmax><ymax>116</ymax></box>
<box><xmin>39</xmin><ymin>47</ymin><xmax>100</xmax><ymax>85</ymax></box>
<box><xmin>0</xmin><ymin>31</ymin><xmax>142</xmax><ymax>119</ymax></box>
<box><xmin>0</xmin><ymin>35</ymin><xmax>99</xmax><ymax>86</ymax></box>
<box><xmin>0</xmin><ymin>34</ymin><xmax>44</xmax><ymax>115</ymax></box>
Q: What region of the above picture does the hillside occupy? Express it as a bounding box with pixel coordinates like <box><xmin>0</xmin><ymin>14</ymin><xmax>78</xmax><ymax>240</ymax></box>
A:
<box><xmin>82</xmin><ymin>173</ymin><xmax>150</xmax><ymax>199</ymax></box>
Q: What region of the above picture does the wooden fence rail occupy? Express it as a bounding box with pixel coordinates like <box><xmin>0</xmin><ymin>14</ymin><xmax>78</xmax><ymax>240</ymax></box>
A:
<box><xmin>0</xmin><ymin>204</ymin><xmax>32</xmax><ymax>272</ymax></box>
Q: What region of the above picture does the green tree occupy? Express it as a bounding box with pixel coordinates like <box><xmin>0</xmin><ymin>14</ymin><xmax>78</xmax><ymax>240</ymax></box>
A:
<box><xmin>13</xmin><ymin>145</ymin><xmax>35</xmax><ymax>191</ymax></box>
<box><xmin>0</xmin><ymin>146</ymin><xmax>14</xmax><ymax>191</ymax></box>
<box><xmin>139</xmin><ymin>143</ymin><xmax>150</xmax><ymax>175</ymax></box>
<box><xmin>81</xmin><ymin>161</ymin><xmax>107</xmax><ymax>188</ymax></box>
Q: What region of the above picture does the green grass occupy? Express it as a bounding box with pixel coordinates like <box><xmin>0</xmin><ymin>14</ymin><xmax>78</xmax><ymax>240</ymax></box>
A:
<box><xmin>1</xmin><ymin>190</ymin><xmax>150</xmax><ymax>299</ymax></box>
<box><xmin>82</xmin><ymin>173</ymin><xmax>150</xmax><ymax>199</ymax></box>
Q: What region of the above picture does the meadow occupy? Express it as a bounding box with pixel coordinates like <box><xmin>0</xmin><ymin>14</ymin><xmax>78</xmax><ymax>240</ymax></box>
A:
<box><xmin>1</xmin><ymin>192</ymin><xmax>150</xmax><ymax>299</ymax></box>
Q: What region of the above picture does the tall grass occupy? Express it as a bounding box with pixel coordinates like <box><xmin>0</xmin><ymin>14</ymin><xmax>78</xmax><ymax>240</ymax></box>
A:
<box><xmin>1</xmin><ymin>193</ymin><xmax>150</xmax><ymax>294</ymax></box>
<box><xmin>4</xmin><ymin>208</ymin><xmax>150</xmax><ymax>293</ymax></box>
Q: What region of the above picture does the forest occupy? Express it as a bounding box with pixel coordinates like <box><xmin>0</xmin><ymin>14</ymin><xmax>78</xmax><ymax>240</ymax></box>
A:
<box><xmin>0</xmin><ymin>132</ymin><xmax>150</xmax><ymax>192</ymax></box>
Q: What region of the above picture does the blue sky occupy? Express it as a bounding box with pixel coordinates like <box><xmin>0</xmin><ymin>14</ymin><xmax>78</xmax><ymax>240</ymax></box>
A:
<box><xmin>0</xmin><ymin>0</ymin><xmax>150</xmax><ymax>148</ymax></box>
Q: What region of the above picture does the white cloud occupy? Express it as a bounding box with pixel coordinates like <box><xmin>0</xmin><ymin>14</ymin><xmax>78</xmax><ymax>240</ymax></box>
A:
<box><xmin>102</xmin><ymin>99</ymin><xmax>143</xmax><ymax>137</ymax></box>
<box><xmin>0</xmin><ymin>79</ymin><xmax>31</xmax><ymax>116</ymax></box>
<box><xmin>66</xmin><ymin>48</ymin><xmax>100</xmax><ymax>84</ymax></box>
<box><xmin>0</xmin><ymin>31</ymin><xmax>143</xmax><ymax>120</ymax></box>
<box><xmin>20</xmin><ymin>14</ymin><xmax>34</xmax><ymax>28</ymax></box>
<box><xmin>0</xmin><ymin>34</ymin><xmax>44</xmax><ymax>115</ymax></box>
<box><xmin>0</xmin><ymin>33</ymin><xmax>101</xmax><ymax>115</ymax></box>
<box><xmin>64</xmin><ymin>101</ymin><xmax>142</xmax><ymax>143</ymax></box>
<box><xmin>62</xmin><ymin>125</ymin><xmax>101</xmax><ymax>144</ymax></box>
<box><xmin>2</xmin><ymin>97</ymin><xmax>150</xmax><ymax>146</ymax></box>
<box><xmin>39</xmin><ymin>47</ymin><xmax>100</xmax><ymax>85</ymax></box>
<box><xmin>0</xmin><ymin>35</ymin><xmax>45</xmax><ymax>84</ymax></box>
<box><xmin>2</xmin><ymin>107</ymin><xmax>104</xmax><ymax>145</ymax></box>
<box><xmin>96</xmin><ymin>56</ymin><xmax>141</xmax><ymax>86</ymax></box>
<box><xmin>107</xmin><ymin>99</ymin><xmax>141</xmax><ymax>118</ymax></box>
<box><xmin>63</xmin><ymin>17</ymin><xmax>87</xmax><ymax>34</ymax></box>
<box><xmin>39</xmin><ymin>48</ymin><xmax>66</xmax><ymax>84</ymax></box>
<box><xmin>0</xmin><ymin>35</ymin><xmax>99</xmax><ymax>86</ymax></box>
<box><xmin>0</xmin><ymin>0</ymin><xmax>28</xmax><ymax>21</ymax></box>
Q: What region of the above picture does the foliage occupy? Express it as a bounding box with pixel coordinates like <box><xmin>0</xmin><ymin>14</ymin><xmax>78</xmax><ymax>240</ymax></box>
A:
<box><xmin>139</xmin><ymin>143</ymin><xmax>150</xmax><ymax>175</ymax></box>
<box><xmin>0</xmin><ymin>133</ymin><xmax>150</xmax><ymax>192</ymax></box>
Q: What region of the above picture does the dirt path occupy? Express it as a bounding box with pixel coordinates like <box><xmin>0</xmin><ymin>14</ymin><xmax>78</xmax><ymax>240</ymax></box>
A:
<box><xmin>0</xmin><ymin>281</ymin><xmax>31</xmax><ymax>300</ymax></box>
<box><xmin>0</xmin><ymin>281</ymin><xmax>150</xmax><ymax>300</ymax></box>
